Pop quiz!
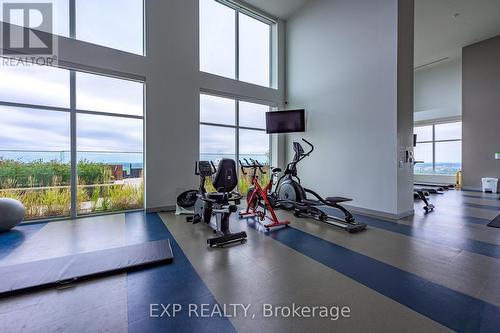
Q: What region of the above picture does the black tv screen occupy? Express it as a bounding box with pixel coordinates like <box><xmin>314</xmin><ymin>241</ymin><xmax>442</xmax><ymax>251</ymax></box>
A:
<box><xmin>266</xmin><ymin>110</ymin><xmax>305</xmax><ymax>134</ymax></box>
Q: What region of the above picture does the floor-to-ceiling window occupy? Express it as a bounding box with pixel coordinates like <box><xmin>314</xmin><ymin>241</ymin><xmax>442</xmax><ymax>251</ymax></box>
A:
<box><xmin>0</xmin><ymin>0</ymin><xmax>144</xmax><ymax>220</ymax></box>
<box><xmin>200</xmin><ymin>93</ymin><xmax>272</xmax><ymax>193</ymax></box>
<box><xmin>200</xmin><ymin>0</ymin><xmax>273</xmax><ymax>87</ymax></box>
<box><xmin>0</xmin><ymin>0</ymin><xmax>144</xmax><ymax>55</ymax></box>
<box><xmin>414</xmin><ymin>121</ymin><xmax>462</xmax><ymax>175</ymax></box>
<box><xmin>0</xmin><ymin>64</ymin><xmax>144</xmax><ymax>221</ymax></box>
<box><xmin>75</xmin><ymin>72</ymin><xmax>144</xmax><ymax>216</ymax></box>
<box><xmin>199</xmin><ymin>0</ymin><xmax>276</xmax><ymax>193</ymax></box>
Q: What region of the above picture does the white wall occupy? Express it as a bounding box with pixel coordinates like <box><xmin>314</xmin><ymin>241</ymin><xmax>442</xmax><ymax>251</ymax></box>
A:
<box><xmin>413</xmin><ymin>59</ymin><xmax>462</xmax><ymax>185</ymax></box>
<box><xmin>1</xmin><ymin>0</ymin><xmax>286</xmax><ymax>211</ymax></box>
<box><xmin>145</xmin><ymin>0</ymin><xmax>287</xmax><ymax>210</ymax></box>
<box><xmin>286</xmin><ymin>0</ymin><xmax>414</xmax><ymax>217</ymax></box>
<box><xmin>414</xmin><ymin>59</ymin><xmax>462</xmax><ymax>123</ymax></box>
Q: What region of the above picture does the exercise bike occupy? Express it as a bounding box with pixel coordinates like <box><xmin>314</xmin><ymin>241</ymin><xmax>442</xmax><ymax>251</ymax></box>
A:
<box><xmin>239</xmin><ymin>159</ymin><xmax>290</xmax><ymax>231</ymax></box>
<box><xmin>186</xmin><ymin>159</ymin><xmax>247</xmax><ymax>248</ymax></box>
<box><xmin>273</xmin><ymin>139</ymin><xmax>367</xmax><ymax>233</ymax></box>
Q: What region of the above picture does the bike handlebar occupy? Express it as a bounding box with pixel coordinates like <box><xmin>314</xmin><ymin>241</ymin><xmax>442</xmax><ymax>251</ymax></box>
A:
<box><xmin>250</xmin><ymin>158</ymin><xmax>266</xmax><ymax>174</ymax></box>
<box><xmin>239</xmin><ymin>159</ymin><xmax>267</xmax><ymax>175</ymax></box>
<box><xmin>239</xmin><ymin>160</ymin><xmax>248</xmax><ymax>175</ymax></box>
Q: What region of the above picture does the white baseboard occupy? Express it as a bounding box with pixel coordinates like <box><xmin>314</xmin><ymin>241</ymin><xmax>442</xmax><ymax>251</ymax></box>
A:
<box><xmin>147</xmin><ymin>203</ymin><xmax>414</xmax><ymax>222</ymax></box>
<box><xmin>344</xmin><ymin>204</ymin><xmax>414</xmax><ymax>221</ymax></box>
<box><xmin>463</xmin><ymin>186</ymin><xmax>498</xmax><ymax>193</ymax></box>
<box><xmin>146</xmin><ymin>205</ymin><xmax>176</xmax><ymax>213</ymax></box>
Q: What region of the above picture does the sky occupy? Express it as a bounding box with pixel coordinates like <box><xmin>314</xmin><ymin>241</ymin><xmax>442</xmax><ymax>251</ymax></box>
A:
<box><xmin>414</xmin><ymin>122</ymin><xmax>462</xmax><ymax>164</ymax></box>
<box><xmin>200</xmin><ymin>94</ymin><xmax>270</xmax><ymax>157</ymax></box>
<box><xmin>200</xmin><ymin>0</ymin><xmax>270</xmax><ymax>87</ymax></box>
<box><xmin>0</xmin><ymin>63</ymin><xmax>143</xmax><ymax>162</ymax></box>
<box><xmin>0</xmin><ymin>0</ymin><xmax>270</xmax><ymax>164</ymax></box>
<box><xmin>0</xmin><ymin>0</ymin><xmax>143</xmax><ymax>54</ymax></box>
<box><xmin>1</xmin><ymin>0</ymin><xmax>460</xmax><ymax>168</ymax></box>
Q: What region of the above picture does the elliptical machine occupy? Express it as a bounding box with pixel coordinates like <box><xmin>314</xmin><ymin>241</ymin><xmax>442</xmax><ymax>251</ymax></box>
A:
<box><xmin>274</xmin><ymin>139</ymin><xmax>367</xmax><ymax>233</ymax></box>
<box><xmin>186</xmin><ymin>159</ymin><xmax>247</xmax><ymax>247</ymax></box>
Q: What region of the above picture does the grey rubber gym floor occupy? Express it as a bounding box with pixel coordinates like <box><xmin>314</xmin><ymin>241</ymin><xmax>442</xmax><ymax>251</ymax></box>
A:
<box><xmin>0</xmin><ymin>189</ymin><xmax>499</xmax><ymax>332</ymax></box>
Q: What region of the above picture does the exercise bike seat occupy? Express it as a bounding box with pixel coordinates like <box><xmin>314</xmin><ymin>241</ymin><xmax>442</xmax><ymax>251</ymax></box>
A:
<box><xmin>206</xmin><ymin>193</ymin><xmax>225</xmax><ymax>201</ymax></box>
<box><xmin>272</xmin><ymin>168</ymin><xmax>282</xmax><ymax>173</ymax></box>
<box><xmin>325</xmin><ymin>197</ymin><xmax>352</xmax><ymax>204</ymax></box>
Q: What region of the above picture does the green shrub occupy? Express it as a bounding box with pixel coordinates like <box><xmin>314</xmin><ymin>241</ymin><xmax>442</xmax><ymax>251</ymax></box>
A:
<box><xmin>0</xmin><ymin>158</ymin><xmax>112</xmax><ymax>189</ymax></box>
<box><xmin>0</xmin><ymin>157</ymin><xmax>143</xmax><ymax>220</ymax></box>
<box><xmin>78</xmin><ymin>160</ymin><xmax>112</xmax><ymax>185</ymax></box>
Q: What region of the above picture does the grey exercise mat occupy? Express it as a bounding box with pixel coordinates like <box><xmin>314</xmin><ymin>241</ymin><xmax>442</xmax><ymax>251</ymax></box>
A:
<box><xmin>488</xmin><ymin>214</ymin><xmax>500</xmax><ymax>228</ymax></box>
<box><xmin>0</xmin><ymin>239</ymin><xmax>173</xmax><ymax>297</ymax></box>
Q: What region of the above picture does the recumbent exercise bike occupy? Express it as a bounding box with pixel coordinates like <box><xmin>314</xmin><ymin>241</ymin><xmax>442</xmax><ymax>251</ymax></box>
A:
<box><xmin>273</xmin><ymin>139</ymin><xmax>367</xmax><ymax>233</ymax></box>
<box><xmin>186</xmin><ymin>159</ymin><xmax>247</xmax><ymax>247</ymax></box>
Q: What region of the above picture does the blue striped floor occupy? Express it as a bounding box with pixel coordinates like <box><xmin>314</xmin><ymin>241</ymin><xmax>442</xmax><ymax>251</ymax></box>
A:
<box><xmin>462</xmin><ymin>194</ymin><xmax>500</xmax><ymax>201</ymax></box>
<box><xmin>322</xmin><ymin>207</ymin><xmax>500</xmax><ymax>259</ymax></box>
<box><xmin>125</xmin><ymin>213</ymin><xmax>236</xmax><ymax>333</ymax></box>
<box><xmin>2</xmin><ymin>188</ymin><xmax>500</xmax><ymax>333</ymax></box>
<box><xmin>257</xmin><ymin>224</ymin><xmax>500</xmax><ymax>332</ymax></box>
<box><xmin>464</xmin><ymin>202</ymin><xmax>500</xmax><ymax>212</ymax></box>
<box><xmin>0</xmin><ymin>223</ymin><xmax>44</xmax><ymax>260</ymax></box>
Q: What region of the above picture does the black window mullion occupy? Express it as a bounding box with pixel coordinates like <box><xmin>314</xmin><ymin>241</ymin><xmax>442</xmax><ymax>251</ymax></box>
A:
<box><xmin>235</xmin><ymin>99</ymin><xmax>239</xmax><ymax>163</ymax></box>
<box><xmin>235</xmin><ymin>8</ymin><xmax>239</xmax><ymax>81</ymax></box>
<box><xmin>69</xmin><ymin>0</ymin><xmax>76</xmax><ymax>38</ymax></box>
<box><xmin>69</xmin><ymin>71</ymin><xmax>77</xmax><ymax>218</ymax></box>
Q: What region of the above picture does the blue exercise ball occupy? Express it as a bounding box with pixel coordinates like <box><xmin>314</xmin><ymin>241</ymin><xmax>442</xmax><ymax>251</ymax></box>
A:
<box><xmin>0</xmin><ymin>198</ymin><xmax>26</xmax><ymax>232</ymax></box>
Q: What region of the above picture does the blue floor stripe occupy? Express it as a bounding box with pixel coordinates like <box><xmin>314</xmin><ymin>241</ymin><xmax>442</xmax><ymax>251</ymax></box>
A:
<box><xmin>462</xmin><ymin>194</ymin><xmax>500</xmax><ymax>202</ymax></box>
<box><xmin>0</xmin><ymin>223</ymin><xmax>45</xmax><ymax>260</ymax></box>
<box><xmin>464</xmin><ymin>202</ymin><xmax>500</xmax><ymax>212</ymax></box>
<box><xmin>433</xmin><ymin>213</ymin><xmax>490</xmax><ymax>226</ymax></box>
<box><xmin>125</xmin><ymin>212</ymin><xmax>236</xmax><ymax>333</ymax></box>
<box><xmin>261</xmin><ymin>225</ymin><xmax>500</xmax><ymax>333</ymax></box>
<box><xmin>322</xmin><ymin>207</ymin><xmax>500</xmax><ymax>259</ymax></box>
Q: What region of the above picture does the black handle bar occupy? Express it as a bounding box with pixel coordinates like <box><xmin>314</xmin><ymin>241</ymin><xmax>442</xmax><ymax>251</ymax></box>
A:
<box><xmin>302</xmin><ymin>138</ymin><xmax>314</xmax><ymax>156</ymax></box>
<box><xmin>239</xmin><ymin>160</ymin><xmax>248</xmax><ymax>175</ymax></box>
<box><xmin>249</xmin><ymin>158</ymin><xmax>267</xmax><ymax>174</ymax></box>
<box><xmin>239</xmin><ymin>159</ymin><xmax>267</xmax><ymax>175</ymax></box>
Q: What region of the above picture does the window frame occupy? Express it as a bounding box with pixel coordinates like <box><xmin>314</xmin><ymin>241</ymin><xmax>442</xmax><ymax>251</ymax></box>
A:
<box><xmin>414</xmin><ymin>121</ymin><xmax>462</xmax><ymax>175</ymax></box>
<box><xmin>5</xmin><ymin>0</ymin><xmax>147</xmax><ymax>55</ymax></box>
<box><xmin>71</xmin><ymin>0</ymin><xmax>146</xmax><ymax>56</ymax></box>
<box><xmin>201</xmin><ymin>0</ymin><xmax>274</xmax><ymax>87</ymax></box>
<box><xmin>199</xmin><ymin>91</ymin><xmax>274</xmax><ymax>165</ymax></box>
<box><xmin>0</xmin><ymin>61</ymin><xmax>145</xmax><ymax>221</ymax></box>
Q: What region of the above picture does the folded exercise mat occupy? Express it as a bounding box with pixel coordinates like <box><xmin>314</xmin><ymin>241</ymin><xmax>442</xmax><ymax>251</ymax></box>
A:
<box><xmin>488</xmin><ymin>214</ymin><xmax>500</xmax><ymax>228</ymax></box>
<box><xmin>0</xmin><ymin>239</ymin><xmax>173</xmax><ymax>297</ymax></box>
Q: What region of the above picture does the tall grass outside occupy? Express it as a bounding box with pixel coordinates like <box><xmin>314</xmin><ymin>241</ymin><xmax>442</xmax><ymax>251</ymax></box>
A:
<box><xmin>0</xmin><ymin>153</ymin><xmax>144</xmax><ymax>221</ymax></box>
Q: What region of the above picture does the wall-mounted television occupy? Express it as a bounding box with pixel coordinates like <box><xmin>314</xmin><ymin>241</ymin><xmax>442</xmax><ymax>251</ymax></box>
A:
<box><xmin>266</xmin><ymin>109</ymin><xmax>305</xmax><ymax>134</ymax></box>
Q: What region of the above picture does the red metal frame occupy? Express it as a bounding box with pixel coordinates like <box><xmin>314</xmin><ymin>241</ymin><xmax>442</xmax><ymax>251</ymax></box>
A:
<box><xmin>239</xmin><ymin>170</ymin><xmax>290</xmax><ymax>229</ymax></box>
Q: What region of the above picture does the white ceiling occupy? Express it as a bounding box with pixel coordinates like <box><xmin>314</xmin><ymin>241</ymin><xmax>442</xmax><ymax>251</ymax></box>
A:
<box><xmin>415</xmin><ymin>0</ymin><xmax>500</xmax><ymax>68</ymax></box>
<box><xmin>243</xmin><ymin>0</ymin><xmax>500</xmax><ymax>68</ymax></box>
<box><xmin>242</xmin><ymin>0</ymin><xmax>310</xmax><ymax>19</ymax></box>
